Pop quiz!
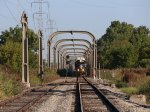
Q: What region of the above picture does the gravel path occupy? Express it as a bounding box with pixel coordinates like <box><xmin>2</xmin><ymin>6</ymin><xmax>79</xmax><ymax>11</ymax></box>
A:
<box><xmin>30</xmin><ymin>77</ymin><xmax>76</xmax><ymax>112</ymax></box>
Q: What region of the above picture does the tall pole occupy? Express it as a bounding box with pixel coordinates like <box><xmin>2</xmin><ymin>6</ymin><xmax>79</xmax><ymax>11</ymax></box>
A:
<box><xmin>38</xmin><ymin>30</ymin><xmax>43</xmax><ymax>77</ymax></box>
<box><xmin>60</xmin><ymin>54</ymin><xmax>63</xmax><ymax>69</ymax></box>
<box><xmin>95</xmin><ymin>45</ymin><xmax>98</xmax><ymax>77</ymax></box>
<box><xmin>53</xmin><ymin>47</ymin><xmax>56</xmax><ymax>69</ymax></box>
<box><xmin>21</xmin><ymin>11</ymin><xmax>30</xmax><ymax>87</ymax></box>
<box><xmin>98</xmin><ymin>62</ymin><xmax>100</xmax><ymax>79</ymax></box>
<box><xmin>91</xmin><ymin>51</ymin><xmax>93</xmax><ymax>76</ymax></box>
<box><xmin>48</xmin><ymin>40</ymin><xmax>51</xmax><ymax>69</ymax></box>
<box><xmin>57</xmin><ymin>51</ymin><xmax>60</xmax><ymax>70</ymax></box>
<box><xmin>93</xmin><ymin>42</ymin><xmax>96</xmax><ymax>79</ymax></box>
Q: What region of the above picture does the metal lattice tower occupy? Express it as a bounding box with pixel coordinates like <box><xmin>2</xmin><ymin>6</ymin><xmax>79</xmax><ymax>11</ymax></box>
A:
<box><xmin>31</xmin><ymin>0</ymin><xmax>49</xmax><ymax>31</ymax></box>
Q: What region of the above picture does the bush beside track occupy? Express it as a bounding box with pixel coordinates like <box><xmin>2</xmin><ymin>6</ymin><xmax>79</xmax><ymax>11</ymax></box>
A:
<box><xmin>99</xmin><ymin>69</ymin><xmax>150</xmax><ymax>104</ymax></box>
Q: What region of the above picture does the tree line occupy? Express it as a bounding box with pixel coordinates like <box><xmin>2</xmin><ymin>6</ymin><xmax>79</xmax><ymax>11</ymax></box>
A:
<box><xmin>0</xmin><ymin>21</ymin><xmax>150</xmax><ymax>72</ymax></box>
<box><xmin>0</xmin><ymin>26</ymin><xmax>38</xmax><ymax>72</ymax></box>
<box><xmin>97</xmin><ymin>21</ymin><xmax>150</xmax><ymax>69</ymax></box>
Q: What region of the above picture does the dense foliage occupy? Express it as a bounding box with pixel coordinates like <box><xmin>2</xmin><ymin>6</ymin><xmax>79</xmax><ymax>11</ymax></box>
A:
<box><xmin>97</xmin><ymin>21</ymin><xmax>150</xmax><ymax>69</ymax></box>
<box><xmin>0</xmin><ymin>26</ymin><xmax>38</xmax><ymax>72</ymax></box>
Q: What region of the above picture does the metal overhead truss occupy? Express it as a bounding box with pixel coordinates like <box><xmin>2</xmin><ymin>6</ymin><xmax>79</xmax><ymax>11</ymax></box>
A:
<box><xmin>48</xmin><ymin>31</ymin><xmax>97</xmax><ymax>76</ymax></box>
<box><xmin>56</xmin><ymin>44</ymin><xmax>91</xmax><ymax>70</ymax></box>
<box><xmin>55</xmin><ymin>47</ymin><xmax>87</xmax><ymax>69</ymax></box>
<box><xmin>47</xmin><ymin>38</ymin><xmax>93</xmax><ymax>68</ymax></box>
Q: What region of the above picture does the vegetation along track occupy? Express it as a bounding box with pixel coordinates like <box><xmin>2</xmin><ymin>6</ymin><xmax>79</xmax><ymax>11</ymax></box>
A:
<box><xmin>0</xmin><ymin>83</ymin><xmax>61</xmax><ymax>112</ymax></box>
<box><xmin>77</xmin><ymin>77</ymin><xmax>120</xmax><ymax>112</ymax></box>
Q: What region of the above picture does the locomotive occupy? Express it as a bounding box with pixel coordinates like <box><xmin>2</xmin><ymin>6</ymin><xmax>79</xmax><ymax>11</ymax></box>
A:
<box><xmin>75</xmin><ymin>57</ymin><xmax>86</xmax><ymax>75</ymax></box>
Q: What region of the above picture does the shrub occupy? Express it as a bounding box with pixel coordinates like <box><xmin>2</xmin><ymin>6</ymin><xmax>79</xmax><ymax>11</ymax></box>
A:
<box><xmin>0</xmin><ymin>72</ymin><xmax>22</xmax><ymax>99</ymax></box>
<box><xmin>30</xmin><ymin>74</ymin><xmax>42</xmax><ymax>86</ymax></box>
<box><xmin>99</xmin><ymin>70</ymin><xmax>113</xmax><ymax>80</ymax></box>
<box><xmin>0</xmin><ymin>41</ymin><xmax>22</xmax><ymax>73</ymax></box>
<box><xmin>115</xmin><ymin>80</ymin><xmax>128</xmax><ymax>88</ymax></box>
<box><xmin>138</xmin><ymin>78</ymin><xmax>150</xmax><ymax>94</ymax></box>
<box><xmin>43</xmin><ymin>68</ymin><xmax>59</xmax><ymax>83</ymax></box>
<box><xmin>29</xmin><ymin>68</ymin><xmax>59</xmax><ymax>86</ymax></box>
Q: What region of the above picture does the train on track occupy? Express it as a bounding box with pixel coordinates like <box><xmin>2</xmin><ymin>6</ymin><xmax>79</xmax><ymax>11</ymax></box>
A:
<box><xmin>75</xmin><ymin>57</ymin><xmax>86</xmax><ymax>75</ymax></box>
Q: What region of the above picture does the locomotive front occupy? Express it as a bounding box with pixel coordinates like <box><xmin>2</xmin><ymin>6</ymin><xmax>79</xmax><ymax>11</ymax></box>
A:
<box><xmin>75</xmin><ymin>57</ymin><xmax>86</xmax><ymax>75</ymax></box>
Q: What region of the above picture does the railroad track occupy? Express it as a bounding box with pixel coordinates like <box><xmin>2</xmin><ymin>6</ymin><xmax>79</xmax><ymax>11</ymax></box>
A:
<box><xmin>0</xmin><ymin>83</ymin><xmax>60</xmax><ymax>112</ymax></box>
<box><xmin>77</xmin><ymin>77</ymin><xmax>120</xmax><ymax>112</ymax></box>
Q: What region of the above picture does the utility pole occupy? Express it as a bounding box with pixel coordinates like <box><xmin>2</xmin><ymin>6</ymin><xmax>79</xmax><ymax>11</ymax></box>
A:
<box><xmin>21</xmin><ymin>11</ymin><xmax>30</xmax><ymax>87</ymax></box>
<box><xmin>57</xmin><ymin>50</ymin><xmax>60</xmax><ymax>70</ymax></box>
<box><xmin>98</xmin><ymin>62</ymin><xmax>101</xmax><ymax>79</ymax></box>
<box><xmin>53</xmin><ymin>47</ymin><xmax>56</xmax><ymax>70</ymax></box>
<box><xmin>38</xmin><ymin>30</ymin><xmax>43</xmax><ymax>79</ymax></box>
<box><xmin>31</xmin><ymin>0</ymin><xmax>50</xmax><ymax>76</ymax></box>
<box><xmin>31</xmin><ymin>0</ymin><xmax>48</xmax><ymax>31</ymax></box>
<box><xmin>45</xmin><ymin>20</ymin><xmax>57</xmax><ymax>68</ymax></box>
<box><xmin>48</xmin><ymin>40</ymin><xmax>51</xmax><ymax>69</ymax></box>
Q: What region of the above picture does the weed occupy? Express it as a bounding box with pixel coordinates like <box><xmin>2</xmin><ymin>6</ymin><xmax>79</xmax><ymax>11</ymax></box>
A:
<box><xmin>138</xmin><ymin>78</ymin><xmax>150</xmax><ymax>94</ymax></box>
<box><xmin>115</xmin><ymin>80</ymin><xmax>128</xmax><ymax>88</ymax></box>
<box><xmin>121</xmin><ymin>87</ymin><xmax>139</xmax><ymax>95</ymax></box>
<box><xmin>0</xmin><ymin>72</ymin><xmax>23</xmax><ymax>99</ymax></box>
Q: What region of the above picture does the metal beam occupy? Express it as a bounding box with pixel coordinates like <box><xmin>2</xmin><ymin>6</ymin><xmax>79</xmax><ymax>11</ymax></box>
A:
<box><xmin>48</xmin><ymin>30</ymin><xmax>96</xmax><ymax>78</ymax></box>
<box><xmin>54</xmin><ymin>38</ymin><xmax>92</xmax><ymax>49</ymax></box>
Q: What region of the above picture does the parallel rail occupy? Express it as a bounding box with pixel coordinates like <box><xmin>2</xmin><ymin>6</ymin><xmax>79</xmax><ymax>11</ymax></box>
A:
<box><xmin>77</xmin><ymin>77</ymin><xmax>120</xmax><ymax>112</ymax></box>
<box><xmin>16</xmin><ymin>86</ymin><xmax>57</xmax><ymax>112</ymax></box>
<box><xmin>0</xmin><ymin>83</ymin><xmax>59</xmax><ymax>112</ymax></box>
<box><xmin>77</xmin><ymin>82</ymin><xmax>84</xmax><ymax>112</ymax></box>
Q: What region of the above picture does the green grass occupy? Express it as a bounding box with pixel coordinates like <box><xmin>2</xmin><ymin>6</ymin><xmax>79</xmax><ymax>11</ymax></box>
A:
<box><xmin>0</xmin><ymin>72</ymin><xmax>23</xmax><ymax>99</ymax></box>
<box><xmin>43</xmin><ymin>68</ymin><xmax>59</xmax><ymax>83</ymax></box>
<box><xmin>0</xmin><ymin>65</ymin><xmax>59</xmax><ymax>100</ymax></box>
<box><xmin>121</xmin><ymin>87</ymin><xmax>139</xmax><ymax>95</ymax></box>
<box><xmin>98</xmin><ymin>69</ymin><xmax>123</xmax><ymax>84</ymax></box>
<box><xmin>137</xmin><ymin>78</ymin><xmax>150</xmax><ymax>94</ymax></box>
<box><xmin>99</xmin><ymin>69</ymin><xmax>150</xmax><ymax>103</ymax></box>
<box><xmin>98</xmin><ymin>70</ymin><xmax>113</xmax><ymax>80</ymax></box>
<box><xmin>29</xmin><ymin>68</ymin><xmax>59</xmax><ymax>86</ymax></box>
<box><xmin>115</xmin><ymin>80</ymin><xmax>128</xmax><ymax>88</ymax></box>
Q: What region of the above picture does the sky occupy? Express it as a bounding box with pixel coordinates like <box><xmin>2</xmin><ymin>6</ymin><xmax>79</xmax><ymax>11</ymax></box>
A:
<box><xmin>0</xmin><ymin>0</ymin><xmax>150</xmax><ymax>37</ymax></box>
<box><xmin>0</xmin><ymin>0</ymin><xmax>150</xmax><ymax>58</ymax></box>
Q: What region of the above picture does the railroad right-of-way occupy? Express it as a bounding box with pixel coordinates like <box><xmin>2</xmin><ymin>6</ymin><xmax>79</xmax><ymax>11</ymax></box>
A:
<box><xmin>77</xmin><ymin>77</ymin><xmax>120</xmax><ymax>112</ymax></box>
<box><xmin>0</xmin><ymin>77</ymin><xmax>149</xmax><ymax>112</ymax></box>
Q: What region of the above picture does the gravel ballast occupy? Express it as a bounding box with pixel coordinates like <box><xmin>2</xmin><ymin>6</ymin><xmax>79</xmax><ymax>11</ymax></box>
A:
<box><xmin>87</xmin><ymin>77</ymin><xmax>150</xmax><ymax>112</ymax></box>
<box><xmin>30</xmin><ymin>78</ymin><xmax>76</xmax><ymax>112</ymax></box>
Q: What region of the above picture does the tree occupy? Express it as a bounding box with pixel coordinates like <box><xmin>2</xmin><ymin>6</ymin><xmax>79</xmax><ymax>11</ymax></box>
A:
<box><xmin>0</xmin><ymin>41</ymin><xmax>22</xmax><ymax>72</ymax></box>
<box><xmin>97</xmin><ymin>21</ymin><xmax>150</xmax><ymax>68</ymax></box>
<box><xmin>0</xmin><ymin>26</ymin><xmax>38</xmax><ymax>51</ymax></box>
<box><xmin>0</xmin><ymin>26</ymin><xmax>38</xmax><ymax>72</ymax></box>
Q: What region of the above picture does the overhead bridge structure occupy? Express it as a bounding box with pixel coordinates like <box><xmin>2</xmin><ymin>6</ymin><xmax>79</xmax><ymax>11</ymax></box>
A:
<box><xmin>47</xmin><ymin>31</ymin><xmax>97</xmax><ymax>76</ymax></box>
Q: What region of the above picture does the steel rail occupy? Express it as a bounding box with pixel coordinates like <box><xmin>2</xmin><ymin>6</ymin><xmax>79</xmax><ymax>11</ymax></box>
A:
<box><xmin>83</xmin><ymin>77</ymin><xmax>120</xmax><ymax>112</ymax></box>
<box><xmin>16</xmin><ymin>85</ymin><xmax>58</xmax><ymax>112</ymax></box>
<box><xmin>77</xmin><ymin>83</ymin><xmax>84</xmax><ymax>112</ymax></box>
<box><xmin>0</xmin><ymin>83</ymin><xmax>59</xmax><ymax>112</ymax></box>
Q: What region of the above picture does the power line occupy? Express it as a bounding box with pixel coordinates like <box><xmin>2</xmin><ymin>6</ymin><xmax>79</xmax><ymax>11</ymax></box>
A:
<box><xmin>3</xmin><ymin>0</ymin><xmax>19</xmax><ymax>24</ymax></box>
<box><xmin>17</xmin><ymin>0</ymin><xmax>25</xmax><ymax>11</ymax></box>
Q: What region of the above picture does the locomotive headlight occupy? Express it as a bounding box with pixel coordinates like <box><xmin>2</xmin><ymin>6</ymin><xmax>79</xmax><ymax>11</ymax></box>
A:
<box><xmin>77</xmin><ymin>69</ymin><xmax>79</xmax><ymax>72</ymax></box>
<box><xmin>82</xmin><ymin>69</ymin><xmax>85</xmax><ymax>72</ymax></box>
